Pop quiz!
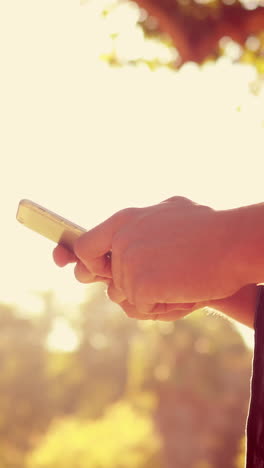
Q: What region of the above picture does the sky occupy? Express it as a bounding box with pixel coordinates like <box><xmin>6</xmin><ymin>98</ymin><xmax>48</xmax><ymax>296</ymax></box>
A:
<box><xmin>1</xmin><ymin>0</ymin><xmax>263</xmax><ymax>349</ymax></box>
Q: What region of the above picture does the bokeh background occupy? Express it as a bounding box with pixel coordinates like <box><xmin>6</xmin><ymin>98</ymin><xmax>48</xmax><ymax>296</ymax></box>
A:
<box><xmin>1</xmin><ymin>0</ymin><xmax>264</xmax><ymax>466</ymax></box>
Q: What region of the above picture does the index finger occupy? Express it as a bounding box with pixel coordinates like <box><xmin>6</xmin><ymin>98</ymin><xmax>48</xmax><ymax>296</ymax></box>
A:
<box><xmin>73</xmin><ymin>208</ymin><xmax>137</xmax><ymax>277</ymax></box>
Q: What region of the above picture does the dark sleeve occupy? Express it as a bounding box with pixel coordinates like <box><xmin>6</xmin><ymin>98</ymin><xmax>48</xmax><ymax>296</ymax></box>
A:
<box><xmin>246</xmin><ymin>285</ymin><xmax>264</xmax><ymax>468</ymax></box>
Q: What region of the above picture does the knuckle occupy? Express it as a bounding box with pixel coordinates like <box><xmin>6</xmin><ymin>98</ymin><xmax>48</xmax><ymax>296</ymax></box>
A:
<box><xmin>118</xmin><ymin>207</ymin><xmax>138</xmax><ymax>218</ymax></box>
<box><xmin>107</xmin><ymin>282</ymin><xmax>125</xmax><ymax>304</ymax></box>
<box><xmin>107</xmin><ymin>289</ymin><xmax>115</xmax><ymax>302</ymax></box>
<box><xmin>120</xmin><ymin>301</ymin><xmax>135</xmax><ymax>318</ymax></box>
<box><xmin>124</xmin><ymin>309</ymin><xmax>135</xmax><ymax>319</ymax></box>
<box><xmin>74</xmin><ymin>262</ymin><xmax>92</xmax><ymax>284</ymax></box>
<box><xmin>74</xmin><ymin>264</ymin><xmax>84</xmax><ymax>283</ymax></box>
<box><xmin>112</xmin><ymin>207</ymin><xmax>139</xmax><ymax>230</ymax></box>
<box><xmin>123</xmin><ymin>307</ymin><xmax>139</xmax><ymax>320</ymax></box>
<box><xmin>162</xmin><ymin>195</ymin><xmax>193</xmax><ymax>205</ymax></box>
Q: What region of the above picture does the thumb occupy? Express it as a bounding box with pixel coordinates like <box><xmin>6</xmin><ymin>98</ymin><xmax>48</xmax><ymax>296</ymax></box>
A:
<box><xmin>73</xmin><ymin>207</ymin><xmax>137</xmax><ymax>277</ymax></box>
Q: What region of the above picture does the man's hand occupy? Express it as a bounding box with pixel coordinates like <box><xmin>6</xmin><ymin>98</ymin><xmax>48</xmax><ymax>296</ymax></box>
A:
<box><xmin>53</xmin><ymin>196</ymin><xmax>257</xmax><ymax>323</ymax></box>
<box><xmin>53</xmin><ymin>239</ymin><xmax>257</xmax><ymax>326</ymax></box>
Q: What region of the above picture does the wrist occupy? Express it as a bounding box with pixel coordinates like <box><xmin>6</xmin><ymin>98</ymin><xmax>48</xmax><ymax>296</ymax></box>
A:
<box><xmin>226</xmin><ymin>203</ymin><xmax>264</xmax><ymax>286</ymax></box>
<box><xmin>207</xmin><ymin>283</ymin><xmax>258</xmax><ymax>328</ymax></box>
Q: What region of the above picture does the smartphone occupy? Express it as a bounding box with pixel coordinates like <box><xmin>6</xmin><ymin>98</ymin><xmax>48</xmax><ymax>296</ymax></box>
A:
<box><xmin>16</xmin><ymin>199</ymin><xmax>86</xmax><ymax>252</ymax></box>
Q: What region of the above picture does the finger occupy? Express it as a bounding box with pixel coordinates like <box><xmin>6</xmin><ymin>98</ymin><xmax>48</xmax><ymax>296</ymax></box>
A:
<box><xmin>119</xmin><ymin>301</ymin><xmax>194</xmax><ymax>321</ymax></box>
<box><xmin>107</xmin><ymin>281</ymin><xmax>126</xmax><ymax>304</ymax></box>
<box><xmin>112</xmin><ymin>227</ymin><xmax>133</xmax><ymax>293</ymax></box>
<box><xmin>131</xmin><ymin>272</ymin><xmax>197</xmax><ymax>312</ymax></box>
<box><xmin>150</xmin><ymin>309</ymin><xmax>191</xmax><ymax>321</ymax></box>
<box><xmin>53</xmin><ymin>244</ymin><xmax>78</xmax><ymax>267</ymax></box>
<box><xmin>80</xmin><ymin>254</ymin><xmax>112</xmax><ymax>279</ymax></box>
<box><xmin>73</xmin><ymin>208</ymin><xmax>136</xmax><ymax>278</ymax></box>
<box><xmin>135</xmin><ymin>302</ymin><xmax>196</xmax><ymax>315</ymax></box>
<box><xmin>74</xmin><ymin>260</ymin><xmax>109</xmax><ymax>284</ymax></box>
<box><xmin>119</xmin><ymin>300</ymin><xmax>153</xmax><ymax>320</ymax></box>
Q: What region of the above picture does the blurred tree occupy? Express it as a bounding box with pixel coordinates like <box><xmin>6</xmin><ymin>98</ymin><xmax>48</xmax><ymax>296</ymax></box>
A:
<box><xmin>0</xmin><ymin>284</ymin><xmax>253</xmax><ymax>467</ymax></box>
<box><xmin>135</xmin><ymin>0</ymin><xmax>264</xmax><ymax>65</ymax></box>
<box><xmin>122</xmin><ymin>310</ymin><xmax>252</xmax><ymax>468</ymax></box>
<box><xmin>84</xmin><ymin>0</ymin><xmax>264</xmax><ymax>76</ymax></box>
<box><xmin>26</xmin><ymin>401</ymin><xmax>163</xmax><ymax>468</ymax></box>
<box><xmin>0</xmin><ymin>303</ymin><xmax>53</xmax><ymax>467</ymax></box>
<box><xmin>59</xmin><ymin>285</ymin><xmax>252</xmax><ymax>467</ymax></box>
<box><xmin>47</xmin><ymin>284</ymin><xmax>139</xmax><ymax>419</ymax></box>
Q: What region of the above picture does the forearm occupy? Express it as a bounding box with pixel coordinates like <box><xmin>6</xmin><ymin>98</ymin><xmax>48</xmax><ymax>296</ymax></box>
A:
<box><xmin>207</xmin><ymin>283</ymin><xmax>259</xmax><ymax>328</ymax></box>
<box><xmin>208</xmin><ymin>202</ymin><xmax>264</xmax><ymax>328</ymax></box>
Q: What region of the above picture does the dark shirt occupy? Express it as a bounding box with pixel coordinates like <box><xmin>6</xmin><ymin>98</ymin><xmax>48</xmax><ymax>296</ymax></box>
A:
<box><xmin>246</xmin><ymin>285</ymin><xmax>264</xmax><ymax>467</ymax></box>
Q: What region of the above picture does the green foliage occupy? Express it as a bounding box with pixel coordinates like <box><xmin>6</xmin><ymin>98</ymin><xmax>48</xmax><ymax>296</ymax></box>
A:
<box><xmin>26</xmin><ymin>401</ymin><xmax>162</xmax><ymax>468</ymax></box>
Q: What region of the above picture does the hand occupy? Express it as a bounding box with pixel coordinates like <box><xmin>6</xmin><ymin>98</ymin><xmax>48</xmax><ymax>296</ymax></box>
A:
<box><xmin>52</xmin><ymin>241</ymin><xmax>257</xmax><ymax>326</ymax></box>
<box><xmin>53</xmin><ymin>196</ymin><xmax>252</xmax><ymax>322</ymax></box>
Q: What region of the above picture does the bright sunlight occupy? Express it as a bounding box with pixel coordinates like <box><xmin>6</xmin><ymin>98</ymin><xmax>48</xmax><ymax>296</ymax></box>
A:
<box><xmin>0</xmin><ymin>1</ymin><xmax>262</xmax><ymax>467</ymax></box>
<box><xmin>2</xmin><ymin>0</ymin><xmax>262</xmax><ymax>350</ymax></box>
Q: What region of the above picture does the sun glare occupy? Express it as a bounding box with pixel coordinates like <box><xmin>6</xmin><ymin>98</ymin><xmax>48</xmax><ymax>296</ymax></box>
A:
<box><xmin>1</xmin><ymin>0</ymin><xmax>262</xmax><ymax>350</ymax></box>
<box><xmin>46</xmin><ymin>317</ymin><xmax>79</xmax><ymax>352</ymax></box>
